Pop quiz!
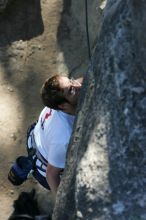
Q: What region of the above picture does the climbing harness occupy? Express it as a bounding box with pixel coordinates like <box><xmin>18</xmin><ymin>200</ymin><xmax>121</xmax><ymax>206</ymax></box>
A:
<box><xmin>26</xmin><ymin>122</ymin><xmax>48</xmax><ymax>173</ymax></box>
<box><xmin>8</xmin><ymin>122</ymin><xmax>50</xmax><ymax>190</ymax></box>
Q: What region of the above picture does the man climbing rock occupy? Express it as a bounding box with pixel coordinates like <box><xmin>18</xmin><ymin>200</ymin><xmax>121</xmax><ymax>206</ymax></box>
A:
<box><xmin>8</xmin><ymin>75</ymin><xmax>83</xmax><ymax>197</ymax></box>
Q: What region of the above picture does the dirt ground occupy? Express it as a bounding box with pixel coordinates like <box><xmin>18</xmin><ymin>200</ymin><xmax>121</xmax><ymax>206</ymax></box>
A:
<box><xmin>0</xmin><ymin>0</ymin><xmax>88</xmax><ymax>219</ymax></box>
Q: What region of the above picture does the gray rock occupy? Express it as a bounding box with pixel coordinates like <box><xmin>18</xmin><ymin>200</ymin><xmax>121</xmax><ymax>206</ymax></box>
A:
<box><xmin>53</xmin><ymin>0</ymin><xmax>146</xmax><ymax>219</ymax></box>
<box><xmin>0</xmin><ymin>0</ymin><xmax>10</xmax><ymax>13</ymax></box>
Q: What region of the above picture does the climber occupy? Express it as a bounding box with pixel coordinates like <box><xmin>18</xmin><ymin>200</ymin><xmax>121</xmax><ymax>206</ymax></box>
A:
<box><xmin>8</xmin><ymin>75</ymin><xmax>82</xmax><ymax>197</ymax></box>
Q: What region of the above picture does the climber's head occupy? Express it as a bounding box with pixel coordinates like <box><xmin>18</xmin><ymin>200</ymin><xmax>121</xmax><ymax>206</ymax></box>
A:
<box><xmin>41</xmin><ymin>75</ymin><xmax>82</xmax><ymax>115</ymax></box>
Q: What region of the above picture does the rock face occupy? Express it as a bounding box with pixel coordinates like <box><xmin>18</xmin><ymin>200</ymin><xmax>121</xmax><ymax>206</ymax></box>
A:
<box><xmin>71</xmin><ymin>0</ymin><xmax>106</xmax><ymax>50</ymax></box>
<box><xmin>0</xmin><ymin>0</ymin><xmax>10</xmax><ymax>12</ymax></box>
<box><xmin>53</xmin><ymin>0</ymin><xmax>146</xmax><ymax>219</ymax></box>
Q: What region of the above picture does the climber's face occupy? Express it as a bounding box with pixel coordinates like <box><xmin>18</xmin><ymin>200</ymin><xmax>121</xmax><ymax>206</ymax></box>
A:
<box><xmin>58</xmin><ymin>76</ymin><xmax>82</xmax><ymax>106</ymax></box>
<box><xmin>56</xmin><ymin>76</ymin><xmax>82</xmax><ymax>114</ymax></box>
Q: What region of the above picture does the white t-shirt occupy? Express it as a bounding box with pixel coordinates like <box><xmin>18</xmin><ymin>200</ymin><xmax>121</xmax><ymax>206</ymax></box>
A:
<box><xmin>33</xmin><ymin>107</ymin><xmax>74</xmax><ymax>176</ymax></box>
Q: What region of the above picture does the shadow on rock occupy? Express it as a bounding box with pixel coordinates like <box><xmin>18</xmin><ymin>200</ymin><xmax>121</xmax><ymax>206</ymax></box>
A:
<box><xmin>0</xmin><ymin>0</ymin><xmax>44</xmax><ymax>46</ymax></box>
<box><xmin>57</xmin><ymin>0</ymin><xmax>88</xmax><ymax>78</ymax></box>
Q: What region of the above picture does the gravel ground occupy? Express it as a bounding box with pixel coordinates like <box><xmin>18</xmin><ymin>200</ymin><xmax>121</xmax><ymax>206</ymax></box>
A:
<box><xmin>0</xmin><ymin>0</ymin><xmax>87</xmax><ymax>219</ymax></box>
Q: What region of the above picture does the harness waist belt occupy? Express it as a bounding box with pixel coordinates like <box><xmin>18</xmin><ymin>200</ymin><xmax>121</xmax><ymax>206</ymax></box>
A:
<box><xmin>31</xmin><ymin>132</ymin><xmax>48</xmax><ymax>167</ymax></box>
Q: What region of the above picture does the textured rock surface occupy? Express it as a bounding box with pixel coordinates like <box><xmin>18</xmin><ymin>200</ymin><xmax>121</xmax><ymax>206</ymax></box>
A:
<box><xmin>0</xmin><ymin>0</ymin><xmax>10</xmax><ymax>12</ymax></box>
<box><xmin>71</xmin><ymin>0</ymin><xmax>106</xmax><ymax>49</ymax></box>
<box><xmin>53</xmin><ymin>0</ymin><xmax>146</xmax><ymax>219</ymax></box>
